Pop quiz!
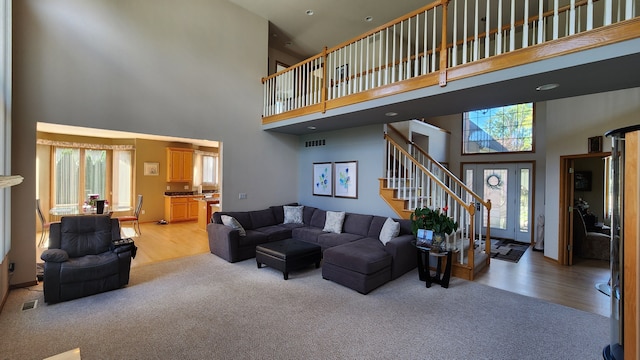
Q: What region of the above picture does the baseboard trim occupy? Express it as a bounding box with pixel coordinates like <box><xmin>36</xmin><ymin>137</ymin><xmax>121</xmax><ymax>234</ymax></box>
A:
<box><xmin>10</xmin><ymin>280</ymin><xmax>38</xmax><ymax>289</ymax></box>
<box><xmin>0</xmin><ymin>288</ymin><xmax>8</xmax><ymax>314</ymax></box>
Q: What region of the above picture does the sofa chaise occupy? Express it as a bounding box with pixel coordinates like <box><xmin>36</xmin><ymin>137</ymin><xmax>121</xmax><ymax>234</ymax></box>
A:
<box><xmin>207</xmin><ymin>204</ymin><xmax>417</xmax><ymax>294</ymax></box>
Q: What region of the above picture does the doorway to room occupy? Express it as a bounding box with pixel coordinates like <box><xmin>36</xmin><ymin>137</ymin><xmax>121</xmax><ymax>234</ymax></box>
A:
<box><xmin>559</xmin><ymin>152</ymin><xmax>611</xmax><ymax>266</ymax></box>
<box><xmin>462</xmin><ymin>162</ymin><xmax>534</xmax><ymax>244</ymax></box>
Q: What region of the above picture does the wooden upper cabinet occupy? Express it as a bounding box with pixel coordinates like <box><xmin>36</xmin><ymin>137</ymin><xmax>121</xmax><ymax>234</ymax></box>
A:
<box><xmin>166</xmin><ymin>147</ymin><xmax>194</xmax><ymax>182</ymax></box>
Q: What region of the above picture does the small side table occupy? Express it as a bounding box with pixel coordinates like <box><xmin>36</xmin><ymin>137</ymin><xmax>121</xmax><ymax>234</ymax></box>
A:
<box><xmin>414</xmin><ymin>243</ymin><xmax>452</xmax><ymax>288</ymax></box>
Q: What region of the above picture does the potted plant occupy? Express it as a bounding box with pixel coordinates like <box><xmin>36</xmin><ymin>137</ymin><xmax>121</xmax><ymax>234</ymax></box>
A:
<box><xmin>410</xmin><ymin>206</ymin><xmax>459</xmax><ymax>251</ymax></box>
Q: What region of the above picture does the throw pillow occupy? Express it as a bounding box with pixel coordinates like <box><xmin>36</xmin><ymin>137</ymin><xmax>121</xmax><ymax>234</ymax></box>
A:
<box><xmin>379</xmin><ymin>217</ymin><xmax>400</xmax><ymax>245</ymax></box>
<box><xmin>323</xmin><ymin>211</ymin><xmax>345</xmax><ymax>234</ymax></box>
<box><xmin>283</xmin><ymin>205</ymin><xmax>304</xmax><ymax>224</ymax></box>
<box><xmin>221</xmin><ymin>215</ymin><xmax>246</xmax><ymax>236</ymax></box>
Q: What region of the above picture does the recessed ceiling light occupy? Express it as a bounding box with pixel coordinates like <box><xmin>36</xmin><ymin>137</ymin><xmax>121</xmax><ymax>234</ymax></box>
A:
<box><xmin>284</xmin><ymin>41</ymin><xmax>292</xmax><ymax>47</ymax></box>
<box><xmin>365</xmin><ymin>16</ymin><xmax>373</xmax><ymax>22</ymax></box>
<box><xmin>536</xmin><ymin>83</ymin><xmax>559</xmax><ymax>91</ymax></box>
<box><xmin>307</xmin><ymin>126</ymin><xmax>317</xmax><ymax>130</ymax></box>
<box><xmin>385</xmin><ymin>112</ymin><xmax>398</xmax><ymax>117</ymax></box>
<box><xmin>306</xmin><ymin>10</ymin><xmax>314</xmax><ymax>16</ymax></box>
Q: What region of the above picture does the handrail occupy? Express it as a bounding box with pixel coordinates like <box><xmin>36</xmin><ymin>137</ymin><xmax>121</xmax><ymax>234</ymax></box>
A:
<box><xmin>262</xmin><ymin>0</ymin><xmax>637</xmax><ymax>121</ymax></box>
<box><xmin>386</xmin><ymin>134</ymin><xmax>471</xmax><ymax>212</ymax></box>
<box><xmin>383</xmin><ymin>132</ymin><xmax>493</xmax><ymax>271</ymax></box>
<box><xmin>386</xmin><ymin>124</ymin><xmax>491</xmax><ymax>211</ymax></box>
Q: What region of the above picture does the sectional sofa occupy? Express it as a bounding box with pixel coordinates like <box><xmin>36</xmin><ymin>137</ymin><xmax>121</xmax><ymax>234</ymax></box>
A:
<box><xmin>207</xmin><ymin>204</ymin><xmax>417</xmax><ymax>294</ymax></box>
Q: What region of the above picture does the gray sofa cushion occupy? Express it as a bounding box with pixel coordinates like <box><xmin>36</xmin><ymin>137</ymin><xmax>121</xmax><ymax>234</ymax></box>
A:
<box><xmin>303</xmin><ymin>206</ymin><xmax>317</xmax><ymax>225</ymax></box>
<box><xmin>254</xmin><ymin>225</ymin><xmax>292</xmax><ymax>242</ymax></box>
<box><xmin>237</xmin><ymin>230</ymin><xmax>268</xmax><ymax>247</ymax></box>
<box><xmin>292</xmin><ymin>226</ymin><xmax>325</xmax><ymax>244</ymax></box>
<box><xmin>310</xmin><ymin>209</ymin><xmax>326</xmax><ymax>228</ymax></box>
<box><xmin>250</xmin><ymin>209</ymin><xmax>277</xmax><ymax>229</ymax></box>
<box><xmin>343</xmin><ymin>213</ymin><xmax>373</xmax><ymax>237</ymax></box>
<box><xmin>317</xmin><ymin>232</ymin><xmax>363</xmax><ymax>249</ymax></box>
<box><xmin>323</xmin><ymin>238</ymin><xmax>392</xmax><ymax>275</ymax></box>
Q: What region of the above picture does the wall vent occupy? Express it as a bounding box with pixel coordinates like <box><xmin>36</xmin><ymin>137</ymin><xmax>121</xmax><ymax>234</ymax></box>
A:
<box><xmin>305</xmin><ymin>139</ymin><xmax>326</xmax><ymax>147</ymax></box>
<box><xmin>22</xmin><ymin>300</ymin><xmax>38</xmax><ymax>311</ymax></box>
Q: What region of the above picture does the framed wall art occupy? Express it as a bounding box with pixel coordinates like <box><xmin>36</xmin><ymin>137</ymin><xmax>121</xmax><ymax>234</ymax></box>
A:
<box><xmin>588</xmin><ymin>136</ymin><xmax>603</xmax><ymax>153</ymax></box>
<box><xmin>334</xmin><ymin>161</ymin><xmax>357</xmax><ymax>198</ymax></box>
<box><xmin>313</xmin><ymin>162</ymin><xmax>333</xmax><ymax>196</ymax></box>
<box><xmin>574</xmin><ymin>171</ymin><xmax>592</xmax><ymax>191</ymax></box>
<box><xmin>144</xmin><ymin>162</ymin><xmax>159</xmax><ymax>176</ymax></box>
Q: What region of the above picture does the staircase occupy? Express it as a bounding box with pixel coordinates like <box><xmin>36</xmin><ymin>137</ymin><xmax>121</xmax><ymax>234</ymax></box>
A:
<box><xmin>379</xmin><ymin>124</ymin><xmax>492</xmax><ymax>280</ymax></box>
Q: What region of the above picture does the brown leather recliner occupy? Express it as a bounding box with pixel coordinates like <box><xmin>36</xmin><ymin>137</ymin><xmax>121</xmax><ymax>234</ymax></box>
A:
<box><xmin>40</xmin><ymin>214</ymin><xmax>134</xmax><ymax>303</ymax></box>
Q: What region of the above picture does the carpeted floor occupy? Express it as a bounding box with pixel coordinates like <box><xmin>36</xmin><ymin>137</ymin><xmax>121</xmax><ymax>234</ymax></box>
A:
<box><xmin>0</xmin><ymin>253</ymin><xmax>608</xmax><ymax>359</ymax></box>
<box><xmin>490</xmin><ymin>239</ymin><xmax>530</xmax><ymax>262</ymax></box>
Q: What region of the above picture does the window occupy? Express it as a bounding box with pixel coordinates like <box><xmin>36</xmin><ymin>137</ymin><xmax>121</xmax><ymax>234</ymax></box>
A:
<box><xmin>202</xmin><ymin>155</ymin><xmax>217</xmax><ymax>185</ymax></box>
<box><xmin>463</xmin><ymin>103</ymin><xmax>534</xmax><ymax>154</ymax></box>
<box><xmin>53</xmin><ymin>146</ymin><xmax>133</xmax><ymax>208</ymax></box>
<box><xmin>113</xmin><ymin>150</ymin><xmax>132</xmax><ymax>208</ymax></box>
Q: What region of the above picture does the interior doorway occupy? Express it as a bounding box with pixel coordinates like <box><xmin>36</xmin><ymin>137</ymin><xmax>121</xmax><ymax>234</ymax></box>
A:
<box><xmin>462</xmin><ymin>162</ymin><xmax>534</xmax><ymax>244</ymax></box>
<box><xmin>559</xmin><ymin>152</ymin><xmax>610</xmax><ymax>266</ymax></box>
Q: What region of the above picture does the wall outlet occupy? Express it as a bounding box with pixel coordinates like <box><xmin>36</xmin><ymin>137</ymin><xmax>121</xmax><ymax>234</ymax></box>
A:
<box><xmin>141</xmin><ymin>210</ymin><xmax>146</xmax><ymax>215</ymax></box>
<box><xmin>166</xmin><ymin>186</ymin><xmax>170</xmax><ymax>190</ymax></box>
<box><xmin>239</xmin><ymin>193</ymin><xmax>247</xmax><ymax>199</ymax></box>
<box><xmin>184</xmin><ymin>185</ymin><xmax>189</xmax><ymax>190</ymax></box>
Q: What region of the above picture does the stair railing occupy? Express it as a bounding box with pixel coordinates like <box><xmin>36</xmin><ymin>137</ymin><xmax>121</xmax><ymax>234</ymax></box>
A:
<box><xmin>262</xmin><ymin>0</ymin><xmax>637</xmax><ymax>122</ymax></box>
<box><xmin>384</xmin><ymin>133</ymin><xmax>492</xmax><ymax>268</ymax></box>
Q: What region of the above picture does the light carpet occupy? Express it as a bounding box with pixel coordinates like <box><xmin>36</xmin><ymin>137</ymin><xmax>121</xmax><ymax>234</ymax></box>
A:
<box><xmin>0</xmin><ymin>253</ymin><xmax>608</xmax><ymax>360</ymax></box>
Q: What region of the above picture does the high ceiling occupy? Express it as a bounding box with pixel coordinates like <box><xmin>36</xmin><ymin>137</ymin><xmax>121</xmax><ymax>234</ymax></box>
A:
<box><xmin>228</xmin><ymin>0</ymin><xmax>640</xmax><ymax>135</ymax></box>
<box><xmin>228</xmin><ymin>0</ymin><xmax>432</xmax><ymax>58</ymax></box>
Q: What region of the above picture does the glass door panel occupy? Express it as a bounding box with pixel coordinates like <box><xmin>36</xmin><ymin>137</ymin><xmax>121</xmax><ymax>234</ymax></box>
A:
<box><xmin>463</xmin><ymin>163</ymin><xmax>533</xmax><ymax>243</ymax></box>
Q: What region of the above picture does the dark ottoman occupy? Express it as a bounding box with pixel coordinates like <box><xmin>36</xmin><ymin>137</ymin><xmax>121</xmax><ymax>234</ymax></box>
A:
<box><xmin>256</xmin><ymin>239</ymin><xmax>322</xmax><ymax>280</ymax></box>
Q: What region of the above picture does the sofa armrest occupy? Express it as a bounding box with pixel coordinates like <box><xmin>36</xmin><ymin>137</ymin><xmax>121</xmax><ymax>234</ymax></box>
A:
<box><xmin>207</xmin><ymin>222</ymin><xmax>242</xmax><ymax>262</ymax></box>
<box><xmin>384</xmin><ymin>234</ymin><xmax>417</xmax><ymax>279</ymax></box>
<box><xmin>40</xmin><ymin>249</ymin><xmax>69</xmax><ymax>263</ymax></box>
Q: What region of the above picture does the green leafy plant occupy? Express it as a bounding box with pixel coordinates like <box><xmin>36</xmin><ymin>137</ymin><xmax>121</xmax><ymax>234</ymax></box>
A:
<box><xmin>410</xmin><ymin>206</ymin><xmax>459</xmax><ymax>235</ymax></box>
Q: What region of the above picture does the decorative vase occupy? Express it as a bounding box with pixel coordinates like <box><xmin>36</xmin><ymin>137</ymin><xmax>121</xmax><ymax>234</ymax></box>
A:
<box><xmin>431</xmin><ymin>232</ymin><xmax>446</xmax><ymax>253</ymax></box>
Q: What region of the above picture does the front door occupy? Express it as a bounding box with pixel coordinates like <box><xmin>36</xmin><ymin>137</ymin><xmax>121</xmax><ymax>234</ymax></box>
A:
<box><xmin>463</xmin><ymin>163</ymin><xmax>533</xmax><ymax>243</ymax></box>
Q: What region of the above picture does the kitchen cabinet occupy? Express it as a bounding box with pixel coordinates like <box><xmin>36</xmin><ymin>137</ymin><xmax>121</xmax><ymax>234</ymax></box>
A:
<box><xmin>188</xmin><ymin>197</ymin><xmax>199</xmax><ymax>219</ymax></box>
<box><xmin>198</xmin><ymin>194</ymin><xmax>220</xmax><ymax>230</ymax></box>
<box><xmin>164</xmin><ymin>195</ymin><xmax>201</xmax><ymax>223</ymax></box>
<box><xmin>166</xmin><ymin>147</ymin><xmax>194</xmax><ymax>183</ymax></box>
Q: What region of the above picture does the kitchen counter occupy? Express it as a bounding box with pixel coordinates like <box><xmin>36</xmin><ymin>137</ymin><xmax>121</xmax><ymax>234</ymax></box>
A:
<box><xmin>164</xmin><ymin>191</ymin><xmax>219</xmax><ymax>197</ymax></box>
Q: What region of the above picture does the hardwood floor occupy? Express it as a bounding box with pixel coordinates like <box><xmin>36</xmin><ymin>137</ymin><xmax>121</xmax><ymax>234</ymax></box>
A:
<box><xmin>474</xmin><ymin>246</ymin><xmax>610</xmax><ymax>317</ymax></box>
<box><xmin>36</xmin><ymin>221</ymin><xmax>611</xmax><ymax>317</ymax></box>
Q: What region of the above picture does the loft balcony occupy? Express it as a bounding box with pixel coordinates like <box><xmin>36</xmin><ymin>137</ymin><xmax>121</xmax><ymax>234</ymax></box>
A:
<box><xmin>261</xmin><ymin>0</ymin><xmax>640</xmax><ymax>135</ymax></box>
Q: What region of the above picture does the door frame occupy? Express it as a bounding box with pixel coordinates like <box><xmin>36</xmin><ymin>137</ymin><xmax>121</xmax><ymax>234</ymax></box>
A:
<box><xmin>460</xmin><ymin>160</ymin><xmax>536</xmax><ymax>245</ymax></box>
<box><xmin>558</xmin><ymin>151</ymin><xmax>610</xmax><ymax>265</ymax></box>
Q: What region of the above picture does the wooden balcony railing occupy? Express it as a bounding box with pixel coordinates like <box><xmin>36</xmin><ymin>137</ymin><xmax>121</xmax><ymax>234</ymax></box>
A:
<box><xmin>262</xmin><ymin>0</ymin><xmax>639</xmax><ymax>123</ymax></box>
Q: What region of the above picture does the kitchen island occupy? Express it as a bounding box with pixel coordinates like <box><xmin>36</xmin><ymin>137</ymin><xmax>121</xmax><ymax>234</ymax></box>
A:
<box><xmin>197</xmin><ymin>195</ymin><xmax>220</xmax><ymax>230</ymax></box>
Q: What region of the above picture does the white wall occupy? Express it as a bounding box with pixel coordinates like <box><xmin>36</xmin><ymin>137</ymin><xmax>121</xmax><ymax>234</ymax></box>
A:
<box><xmin>9</xmin><ymin>0</ymin><xmax>298</xmax><ymax>285</ymax></box>
<box><xmin>429</xmin><ymin>88</ymin><xmax>640</xmax><ymax>261</ymax></box>
<box><xmin>544</xmin><ymin>87</ymin><xmax>640</xmax><ymax>260</ymax></box>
